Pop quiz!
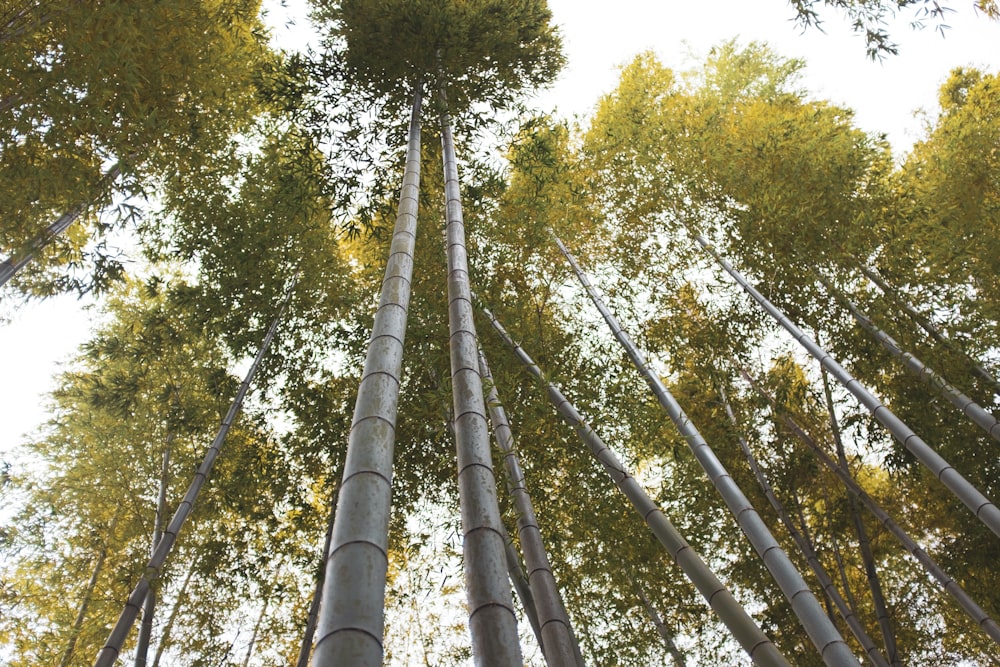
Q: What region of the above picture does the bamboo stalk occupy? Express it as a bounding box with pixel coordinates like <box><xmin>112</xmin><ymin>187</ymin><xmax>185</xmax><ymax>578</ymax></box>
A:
<box><xmin>741</xmin><ymin>367</ymin><xmax>1000</xmax><ymax>647</ymax></box>
<box><xmin>555</xmin><ymin>234</ymin><xmax>860</xmax><ymax>667</ymax></box>
<box><xmin>818</xmin><ymin>273</ymin><xmax>1000</xmax><ymax>442</ymax></box>
<box><xmin>695</xmin><ymin>234</ymin><xmax>1000</xmax><ymax>539</ymax></box>
<box><xmin>312</xmin><ymin>83</ymin><xmax>423</xmax><ymax>667</ymax></box>
<box><xmin>296</xmin><ymin>488</ymin><xmax>338</xmax><ymax>667</ymax></box>
<box><xmin>479</xmin><ymin>346</ymin><xmax>584</xmax><ymax>667</ymax></box>
<box><xmin>439</xmin><ymin>89</ymin><xmax>523</xmax><ymax>666</ymax></box>
<box><xmin>477</xmin><ymin>297</ymin><xmax>793</xmax><ymax>667</ymax></box>
<box><xmin>93</xmin><ymin>278</ymin><xmax>295</xmax><ymax>667</ymax></box>
<box><xmin>719</xmin><ymin>388</ymin><xmax>890</xmax><ymax>667</ymax></box>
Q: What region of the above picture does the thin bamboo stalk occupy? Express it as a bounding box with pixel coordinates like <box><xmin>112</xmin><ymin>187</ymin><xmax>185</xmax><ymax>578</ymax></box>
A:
<box><xmin>820</xmin><ymin>370</ymin><xmax>901</xmax><ymax>667</ymax></box>
<box><xmin>93</xmin><ymin>278</ymin><xmax>295</xmax><ymax>667</ymax></box>
<box><xmin>477</xmin><ymin>297</ymin><xmax>793</xmax><ymax>667</ymax></box>
<box><xmin>859</xmin><ymin>265</ymin><xmax>1000</xmax><ymax>396</ymax></box>
<box><xmin>312</xmin><ymin>84</ymin><xmax>423</xmax><ymax>667</ymax></box>
<box><xmin>695</xmin><ymin>234</ymin><xmax>1000</xmax><ymax>539</ymax></box>
<box><xmin>150</xmin><ymin>555</ymin><xmax>197</xmax><ymax>667</ymax></box>
<box><xmin>740</xmin><ymin>367</ymin><xmax>1000</xmax><ymax>647</ymax></box>
<box><xmin>296</xmin><ymin>489</ymin><xmax>337</xmax><ymax>667</ymax></box>
<box><xmin>555</xmin><ymin>235</ymin><xmax>860</xmax><ymax>667</ymax></box>
<box><xmin>479</xmin><ymin>346</ymin><xmax>584</xmax><ymax>667</ymax></box>
<box><xmin>500</xmin><ymin>522</ymin><xmax>547</xmax><ymax>658</ymax></box>
<box><xmin>630</xmin><ymin>575</ymin><xmax>688</xmax><ymax>667</ymax></box>
<box><xmin>0</xmin><ymin>162</ymin><xmax>122</xmax><ymax>288</ymax></box>
<box><xmin>718</xmin><ymin>388</ymin><xmax>889</xmax><ymax>667</ymax></box>
<box><xmin>818</xmin><ymin>274</ymin><xmax>1000</xmax><ymax>442</ymax></box>
<box><xmin>439</xmin><ymin>91</ymin><xmax>523</xmax><ymax>666</ymax></box>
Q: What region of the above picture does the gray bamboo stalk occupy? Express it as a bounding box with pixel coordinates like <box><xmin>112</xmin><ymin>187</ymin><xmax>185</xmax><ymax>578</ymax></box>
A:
<box><xmin>859</xmin><ymin>265</ymin><xmax>1000</xmax><ymax>396</ymax></box>
<box><xmin>0</xmin><ymin>162</ymin><xmax>122</xmax><ymax>288</ymax></box>
<box><xmin>630</xmin><ymin>575</ymin><xmax>688</xmax><ymax>667</ymax></box>
<box><xmin>93</xmin><ymin>278</ymin><xmax>295</xmax><ymax>667</ymax></box>
<box><xmin>476</xmin><ymin>297</ymin><xmax>793</xmax><ymax>667</ymax></box>
<box><xmin>312</xmin><ymin>84</ymin><xmax>423</xmax><ymax>667</ymax></box>
<box><xmin>58</xmin><ymin>512</ymin><xmax>120</xmax><ymax>667</ymax></box>
<box><xmin>439</xmin><ymin>92</ymin><xmax>523</xmax><ymax>666</ymax></box>
<box><xmin>694</xmin><ymin>233</ymin><xmax>1000</xmax><ymax>539</ymax></box>
<box><xmin>150</xmin><ymin>555</ymin><xmax>197</xmax><ymax>667</ymax></box>
<box><xmin>718</xmin><ymin>387</ymin><xmax>890</xmax><ymax>667</ymax></box>
<box><xmin>479</xmin><ymin>346</ymin><xmax>584</xmax><ymax>667</ymax></box>
<box><xmin>296</xmin><ymin>489</ymin><xmax>337</xmax><ymax>667</ymax></box>
<box><xmin>820</xmin><ymin>370</ymin><xmax>901</xmax><ymax>667</ymax></box>
<box><xmin>817</xmin><ymin>273</ymin><xmax>1000</xmax><ymax>442</ymax></box>
<box><xmin>740</xmin><ymin>367</ymin><xmax>1000</xmax><ymax>646</ymax></box>
<box><xmin>500</xmin><ymin>521</ymin><xmax>547</xmax><ymax>658</ymax></box>
<box><xmin>242</xmin><ymin>594</ymin><xmax>270</xmax><ymax>667</ymax></box>
<box><xmin>555</xmin><ymin>235</ymin><xmax>860</xmax><ymax>667</ymax></box>
<box><xmin>134</xmin><ymin>432</ymin><xmax>174</xmax><ymax>667</ymax></box>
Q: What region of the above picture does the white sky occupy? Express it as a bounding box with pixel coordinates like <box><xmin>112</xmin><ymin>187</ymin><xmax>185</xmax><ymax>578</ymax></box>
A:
<box><xmin>2</xmin><ymin>0</ymin><xmax>999</xmax><ymax>455</ymax></box>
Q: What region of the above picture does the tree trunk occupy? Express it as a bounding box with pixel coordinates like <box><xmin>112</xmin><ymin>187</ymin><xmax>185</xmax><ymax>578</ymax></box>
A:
<box><xmin>821</xmin><ymin>370</ymin><xmax>901</xmax><ymax>667</ymax></box>
<box><xmin>479</xmin><ymin>346</ymin><xmax>583</xmax><ymax>667</ymax></box>
<box><xmin>859</xmin><ymin>264</ymin><xmax>1000</xmax><ymax>396</ymax></box>
<box><xmin>58</xmin><ymin>513</ymin><xmax>120</xmax><ymax>667</ymax></box>
<box><xmin>438</xmin><ymin>89</ymin><xmax>523</xmax><ymax>666</ymax></box>
<box><xmin>94</xmin><ymin>278</ymin><xmax>295</xmax><ymax>667</ymax></box>
<box><xmin>312</xmin><ymin>83</ymin><xmax>423</xmax><ymax>667</ymax></box>
<box><xmin>695</xmin><ymin>233</ymin><xmax>1000</xmax><ymax>539</ymax></box>
<box><xmin>819</xmin><ymin>273</ymin><xmax>1000</xmax><ymax>442</ymax></box>
<box><xmin>556</xmin><ymin>235</ymin><xmax>860</xmax><ymax>667</ymax></box>
<box><xmin>719</xmin><ymin>387</ymin><xmax>889</xmax><ymax>667</ymax></box>
<box><xmin>477</xmin><ymin>298</ymin><xmax>793</xmax><ymax>667</ymax></box>
<box><xmin>741</xmin><ymin>367</ymin><xmax>1000</xmax><ymax>647</ymax></box>
<box><xmin>296</xmin><ymin>485</ymin><xmax>338</xmax><ymax>667</ymax></box>
<box><xmin>150</xmin><ymin>556</ymin><xmax>197</xmax><ymax>667</ymax></box>
<box><xmin>630</xmin><ymin>575</ymin><xmax>688</xmax><ymax>667</ymax></box>
<box><xmin>134</xmin><ymin>432</ymin><xmax>174</xmax><ymax>667</ymax></box>
<box><xmin>0</xmin><ymin>162</ymin><xmax>122</xmax><ymax>288</ymax></box>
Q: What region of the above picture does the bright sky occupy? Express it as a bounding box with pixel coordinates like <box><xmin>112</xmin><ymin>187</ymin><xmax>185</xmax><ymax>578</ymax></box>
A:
<box><xmin>2</xmin><ymin>0</ymin><xmax>999</xmax><ymax>454</ymax></box>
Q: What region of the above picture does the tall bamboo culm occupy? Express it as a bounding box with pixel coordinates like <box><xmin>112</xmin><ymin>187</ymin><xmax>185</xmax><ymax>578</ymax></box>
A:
<box><xmin>478</xmin><ymin>347</ymin><xmax>584</xmax><ymax>667</ymax></box>
<box><xmin>817</xmin><ymin>273</ymin><xmax>1000</xmax><ymax>442</ymax></box>
<box><xmin>93</xmin><ymin>278</ymin><xmax>296</xmax><ymax>667</ymax></box>
<box><xmin>718</xmin><ymin>388</ymin><xmax>889</xmax><ymax>667</ymax></box>
<box><xmin>694</xmin><ymin>233</ymin><xmax>1000</xmax><ymax>539</ymax></box>
<box><xmin>312</xmin><ymin>85</ymin><xmax>423</xmax><ymax>667</ymax></box>
<box><xmin>859</xmin><ymin>265</ymin><xmax>1000</xmax><ymax>396</ymax></box>
<box><xmin>554</xmin><ymin>235</ymin><xmax>861</xmax><ymax>667</ymax></box>
<box><xmin>0</xmin><ymin>162</ymin><xmax>122</xmax><ymax>288</ymax></box>
<box><xmin>439</xmin><ymin>91</ymin><xmax>523</xmax><ymax>666</ymax></box>
<box><xmin>477</xmin><ymin>297</ymin><xmax>793</xmax><ymax>667</ymax></box>
<box><xmin>740</xmin><ymin>368</ymin><xmax>1000</xmax><ymax>647</ymax></box>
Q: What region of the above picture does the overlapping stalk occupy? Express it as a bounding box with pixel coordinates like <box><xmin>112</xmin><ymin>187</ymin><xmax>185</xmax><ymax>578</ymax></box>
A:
<box><xmin>859</xmin><ymin>265</ymin><xmax>1000</xmax><ymax>396</ymax></box>
<box><xmin>439</xmin><ymin>94</ymin><xmax>523</xmax><ymax>666</ymax></box>
<box><xmin>0</xmin><ymin>162</ymin><xmax>122</xmax><ymax>287</ymax></box>
<box><xmin>94</xmin><ymin>278</ymin><xmax>295</xmax><ymax>667</ymax></box>
<box><xmin>718</xmin><ymin>389</ymin><xmax>889</xmax><ymax>667</ymax></box>
<box><xmin>817</xmin><ymin>273</ymin><xmax>1000</xmax><ymax>442</ymax></box>
<box><xmin>554</xmin><ymin>235</ymin><xmax>860</xmax><ymax>667</ymax></box>
<box><xmin>478</xmin><ymin>347</ymin><xmax>584</xmax><ymax>667</ymax></box>
<box><xmin>740</xmin><ymin>368</ymin><xmax>1000</xmax><ymax>647</ymax></box>
<box><xmin>312</xmin><ymin>86</ymin><xmax>423</xmax><ymax>667</ymax></box>
<box><xmin>477</xmin><ymin>298</ymin><xmax>793</xmax><ymax>667</ymax></box>
<box><xmin>695</xmin><ymin>233</ymin><xmax>1000</xmax><ymax>539</ymax></box>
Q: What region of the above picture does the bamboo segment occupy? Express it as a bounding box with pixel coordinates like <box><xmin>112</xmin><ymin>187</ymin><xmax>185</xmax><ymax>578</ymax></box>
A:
<box><xmin>695</xmin><ymin>234</ymin><xmax>1000</xmax><ymax>540</ymax></box>
<box><xmin>479</xmin><ymin>347</ymin><xmax>584</xmax><ymax>667</ymax></box>
<box><xmin>718</xmin><ymin>388</ymin><xmax>890</xmax><ymax>667</ymax></box>
<box><xmin>818</xmin><ymin>273</ymin><xmax>1000</xmax><ymax>442</ymax></box>
<box><xmin>93</xmin><ymin>278</ymin><xmax>295</xmax><ymax>667</ymax></box>
<box><xmin>477</xmin><ymin>297</ymin><xmax>793</xmax><ymax>667</ymax></box>
<box><xmin>500</xmin><ymin>522</ymin><xmax>547</xmax><ymax>658</ymax></box>
<box><xmin>313</xmin><ymin>86</ymin><xmax>423</xmax><ymax>667</ymax></box>
<box><xmin>296</xmin><ymin>488</ymin><xmax>338</xmax><ymax>667</ymax></box>
<box><xmin>859</xmin><ymin>265</ymin><xmax>1000</xmax><ymax>397</ymax></box>
<box><xmin>741</xmin><ymin>368</ymin><xmax>1000</xmax><ymax>647</ymax></box>
<box><xmin>439</xmin><ymin>92</ymin><xmax>523</xmax><ymax>667</ymax></box>
<box><xmin>0</xmin><ymin>162</ymin><xmax>122</xmax><ymax>287</ymax></box>
<box><xmin>556</xmin><ymin>235</ymin><xmax>861</xmax><ymax>667</ymax></box>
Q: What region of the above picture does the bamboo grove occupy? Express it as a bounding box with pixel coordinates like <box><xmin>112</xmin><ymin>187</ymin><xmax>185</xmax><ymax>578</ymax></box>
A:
<box><xmin>1</xmin><ymin>1</ymin><xmax>999</xmax><ymax>665</ymax></box>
